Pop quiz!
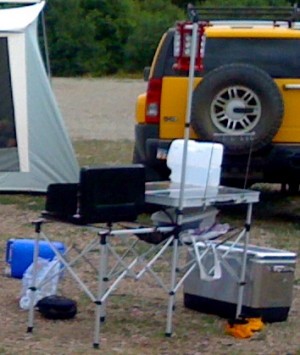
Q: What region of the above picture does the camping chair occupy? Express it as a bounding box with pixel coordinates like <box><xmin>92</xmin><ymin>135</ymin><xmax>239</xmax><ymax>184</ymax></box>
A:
<box><xmin>27</xmin><ymin>164</ymin><xmax>175</xmax><ymax>348</ymax></box>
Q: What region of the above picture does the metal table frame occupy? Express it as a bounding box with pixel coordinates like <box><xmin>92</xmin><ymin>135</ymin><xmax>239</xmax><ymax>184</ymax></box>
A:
<box><xmin>145</xmin><ymin>181</ymin><xmax>259</xmax><ymax>336</ymax></box>
<box><xmin>26</xmin><ymin>182</ymin><xmax>259</xmax><ymax>347</ymax></box>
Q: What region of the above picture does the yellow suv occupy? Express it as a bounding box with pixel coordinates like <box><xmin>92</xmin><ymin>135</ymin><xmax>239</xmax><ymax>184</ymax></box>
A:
<box><xmin>133</xmin><ymin>6</ymin><xmax>300</xmax><ymax>191</ymax></box>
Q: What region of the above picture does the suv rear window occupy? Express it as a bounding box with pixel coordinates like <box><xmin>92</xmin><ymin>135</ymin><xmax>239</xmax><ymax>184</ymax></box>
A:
<box><xmin>204</xmin><ymin>37</ymin><xmax>300</xmax><ymax>78</ymax></box>
<box><xmin>153</xmin><ymin>28</ymin><xmax>300</xmax><ymax>79</ymax></box>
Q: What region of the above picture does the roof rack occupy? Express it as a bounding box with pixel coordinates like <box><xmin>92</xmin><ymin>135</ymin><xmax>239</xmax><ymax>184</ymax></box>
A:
<box><xmin>187</xmin><ymin>4</ymin><xmax>300</xmax><ymax>27</ymax></box>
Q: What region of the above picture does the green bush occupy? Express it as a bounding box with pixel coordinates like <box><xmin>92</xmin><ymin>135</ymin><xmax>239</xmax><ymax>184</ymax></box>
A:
<box><xmin>44</xmin><ymin>0</ymin><xmax>293</xmax><ymax>76</ymax></box>
<box><xmin>124</xmin><ymin>1</ymin><xmax>183</xmax><ymax>71</ymax></box>
<box><xmin>45</xmin><ymin>0</ymin><xmax>184</xmax><ymax>76</ymax></box>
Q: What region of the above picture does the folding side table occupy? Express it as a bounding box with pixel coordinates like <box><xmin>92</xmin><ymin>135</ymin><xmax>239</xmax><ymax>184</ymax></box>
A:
<box><xmin>26</xmin><ymin>178</ymin><xmax>259</xmax><ymax>348</ymax></box>
<box><xmin>145</xmin><ymin>181</ymin><xmax>260</xmax><ymax>336</ymax></box>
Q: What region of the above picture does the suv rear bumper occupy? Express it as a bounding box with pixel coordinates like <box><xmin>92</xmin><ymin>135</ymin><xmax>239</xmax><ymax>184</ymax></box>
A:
<box><xmin>133</xmin><ymin>124</ymin><xmax>171</xmax><ymax>168</ymax></box>
<box><xmin>134</xmin><ymin>123</ymin><xmax>300</xmax><ymax>186</ymax></box>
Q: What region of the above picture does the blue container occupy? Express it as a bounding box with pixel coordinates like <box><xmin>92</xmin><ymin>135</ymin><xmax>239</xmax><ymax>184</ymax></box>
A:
<box><xmin>6</xmin><ymin>238</ymin><xmax>66</xmax><ymax>279</ymax></box>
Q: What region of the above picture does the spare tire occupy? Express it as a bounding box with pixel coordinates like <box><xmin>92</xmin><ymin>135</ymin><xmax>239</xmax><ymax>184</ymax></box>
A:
<box><xmin>191</xmin><ymin>63</ymin><xmax>284</xmax><ymax>154</ymax></box>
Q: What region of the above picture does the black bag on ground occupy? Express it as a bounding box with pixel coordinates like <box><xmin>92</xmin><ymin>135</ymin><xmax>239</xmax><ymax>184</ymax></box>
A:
<box><xmin>36</xmin><ymin>295</ymin><xmax>77</xmax><ymax>320</ymax></box>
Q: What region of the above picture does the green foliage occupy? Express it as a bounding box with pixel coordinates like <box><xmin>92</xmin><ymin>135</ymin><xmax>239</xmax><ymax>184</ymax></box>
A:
<box><xmin>44</xmin><ymin>0</ymin><xmax>184</xmax><ymax>76</ymax></box>
<box><xmin>43</xmin><ymin>0</ymin><xmax>294</xmax><ymax>76</ymax></box>
<box><xmin>45</xmin><ymin>0</ymin><xmax>139</xmax><ymax>76</ymax></box>
<box><xmin>125</xmin><ymin>0</ymin><xmax>183</xmax><ymax>71</ymax></box>
<box><xmin>80</xmin><ymin>0</ymin><xmax>137</xmax><ymax>75</ymax></box>
<box><xmin>45</xmin><ymin>0</ymin><xmax>97</xmax><ymax>76</ymax></box>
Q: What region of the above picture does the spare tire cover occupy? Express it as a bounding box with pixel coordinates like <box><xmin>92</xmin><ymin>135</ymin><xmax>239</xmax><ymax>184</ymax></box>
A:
<box><xmin>191</xmin><ymin>63</ymin><xmax>284</xmax><ymax>154</ymax></box>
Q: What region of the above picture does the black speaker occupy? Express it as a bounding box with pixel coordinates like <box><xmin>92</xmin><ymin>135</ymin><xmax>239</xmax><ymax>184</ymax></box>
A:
<box><xmin>78</xmin><ymin>165</ymin><xmax>145</xmax><ymax>224</ymax></box>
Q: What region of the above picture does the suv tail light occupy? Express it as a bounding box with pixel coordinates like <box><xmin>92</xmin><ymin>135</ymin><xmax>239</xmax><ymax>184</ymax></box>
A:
<box><xmin>145</xmin><ymin>78</ymin><xmax>162</xmax><ymax>124</ymax></box>
<box><xmin>173</xmin><ymin>21</ymin><xmax>206</xmax><ymax>72</ymax></box>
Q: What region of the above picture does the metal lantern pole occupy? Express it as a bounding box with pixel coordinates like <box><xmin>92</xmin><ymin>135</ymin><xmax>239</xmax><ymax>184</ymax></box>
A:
<box><xmin>178</xmin><ymin>16</ymin><xmax>199</xmax><ymax>221</ymax></box>
<box><xmin>165</xmin><ymin>7</ymin><xmax>200</xmax><ymax>337</ymax></box>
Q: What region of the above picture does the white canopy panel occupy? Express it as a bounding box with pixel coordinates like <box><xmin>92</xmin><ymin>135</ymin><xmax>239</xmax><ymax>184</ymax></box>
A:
<box><xmin>0</xmin><ymin>1</ymin><xmax>44</xmax><ymax>32</ymax></box>
<box><xmin>0</xmin><ymin>0</ymin><xmax>79</xmax><ymax>191</ymax></box>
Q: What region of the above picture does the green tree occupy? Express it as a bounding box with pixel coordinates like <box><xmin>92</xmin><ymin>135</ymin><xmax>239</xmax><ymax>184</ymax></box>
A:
<box><xmin>45</xmin><ymin>0</ymin><xmax>99</xmax><ymax>76</ymax></box>
<box><xmin>80</xmin><ymin>0</ymin><xmax>137</xmax><ymax>75</ymax></box>
<box><xmin>124</xmin><ymin>0</ymin><xmax>184</xmax><ymax>71</ymax></box>
<box><xmin>44</xmin><ymin>0</ymin><xmax>296</xmax><ymax>76</ymax></box>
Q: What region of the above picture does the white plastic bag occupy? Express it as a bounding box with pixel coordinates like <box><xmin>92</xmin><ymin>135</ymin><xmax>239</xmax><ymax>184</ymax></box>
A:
<box><xmin>19</xmin><ymin>257</ymin><xmax>61</xmax><ymax>310</ymax></box>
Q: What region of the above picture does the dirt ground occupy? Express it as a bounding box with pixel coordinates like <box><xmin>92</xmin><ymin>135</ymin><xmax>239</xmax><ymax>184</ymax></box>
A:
<box><xmin>52</xmin><ymin>77</ymin><xmax>147</xmax><ymax>141</ymax></box>
<box><xmin>0</xmin><ymin>202</ymin><xmax>299</xmax><ymax>355</ymax></box>
<box><xmin>0</xmin><ymin>78</ymin><xmax>299</xmax><ymax>354</ymax></box>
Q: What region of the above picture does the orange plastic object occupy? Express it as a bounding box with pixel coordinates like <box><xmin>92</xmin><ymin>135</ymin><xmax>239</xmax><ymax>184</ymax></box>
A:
<box><xmin>225</xmin><ymin>320</ymin><xmax>253</xmax><ymax>339</ymax></box>
<box><xmin>225</xmin><ymin>317</ymin><xmax>264</xmax><ymax>339</ymax></box>
<box><xmin>246</xmin><ymin>317</ymin><xmax>265</xmax><ymax>332</ymax></box>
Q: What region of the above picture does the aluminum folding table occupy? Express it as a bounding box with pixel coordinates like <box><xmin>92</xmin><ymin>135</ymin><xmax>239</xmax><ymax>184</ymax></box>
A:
<box><xmin>145</xmin><ymin>181</ymin><xmax>260</xmax><ymax>336</ymax></box>
<box><xmin>26</xmin><ymin>179</ymin><xmax>259</xmax><ymax>347</ymax></box>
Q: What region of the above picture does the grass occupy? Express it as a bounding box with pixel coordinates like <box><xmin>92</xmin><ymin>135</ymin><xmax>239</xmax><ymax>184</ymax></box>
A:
<box><xmin>73</xmin><ymin>139</ymin><xmax>134</xmax><ymax>167</ymax></box>
<box><xmin>0</xmin><ymin>193</ymin><xmax>45</xmax><ymax>211</ymax></box>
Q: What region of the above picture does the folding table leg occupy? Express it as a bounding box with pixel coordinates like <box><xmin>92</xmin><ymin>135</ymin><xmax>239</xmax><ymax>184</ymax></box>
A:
<box><xmin>27</xmin><ymin>219</ymin><xmax>43</xmax><ymax>333</ymax></box>
<box><xmin>165</xmin><ymin>235</ymin><xmax>180</xmax><ymax>337</ymax></box>
<box><xmin>100</xmin><ymin>235</ymin><xmax>109</xmax><ymax>323</ymax></box>
<box><xmin>236</xmin><ymin>203</ymin><xmax>253</xmax><ymax>318</ymax></box>
<box><xmin>93</xmin><ymin>231</ymin><xmax>109</xmax><ymax>348</ymax></box>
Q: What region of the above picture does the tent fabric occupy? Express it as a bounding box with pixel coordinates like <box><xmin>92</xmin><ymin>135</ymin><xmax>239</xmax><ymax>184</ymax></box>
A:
<box><xmin>0</xmin><ymin>2</ymin><xmax>44</xmax><ymax>32</ymax></box>
<box><xmin>0</xmin><ymin>1</ymin><xmax>79</xmax><ymax>191</ymax></box>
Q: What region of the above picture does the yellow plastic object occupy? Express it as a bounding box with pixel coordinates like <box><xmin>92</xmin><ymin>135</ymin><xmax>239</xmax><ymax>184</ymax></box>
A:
<box><xmin>225</xmin><ymin>319</ymin><xmax>253</xmax><ymax>339</ymax></box>
<box><xmin>225</xmin><ymin>318</ymin><xmax>264</xmax><ymax>339</ymax></box>
<box><xmin>246</xmin><ymin>317</ymin><xmax>265</xmax><ymax>332</ymax></box>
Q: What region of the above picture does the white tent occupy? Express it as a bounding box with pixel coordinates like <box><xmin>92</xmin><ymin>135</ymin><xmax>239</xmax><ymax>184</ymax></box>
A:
<box><xmin>0</xmin><ymin>1</ymin><xmax>79</xmax><ymax>191</ymax></box>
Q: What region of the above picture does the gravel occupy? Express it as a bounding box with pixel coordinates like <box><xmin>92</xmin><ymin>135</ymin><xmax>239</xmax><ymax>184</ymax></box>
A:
<box><xmin>52</xmin><ymin>77</ymin><xmax>147</xmax><ymax>141</ymax></box>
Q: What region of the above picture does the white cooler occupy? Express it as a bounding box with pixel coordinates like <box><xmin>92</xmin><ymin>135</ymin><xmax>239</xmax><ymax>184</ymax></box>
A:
<box><xmin>183</xmin><ymin>242</ymin><xmax>297</xmax><ymax>322</ymax></box>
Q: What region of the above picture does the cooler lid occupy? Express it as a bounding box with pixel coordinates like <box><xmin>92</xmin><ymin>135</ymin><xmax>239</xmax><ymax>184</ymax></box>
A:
<box><xmin>237</xmin><ymin>244</ymin><xmax>296</xmax><ymax>259</ymax></box>
<box><xmin>199</xmin><ymin>242</ymin><xmax>297</xmax><ymax>260</ymax></box>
